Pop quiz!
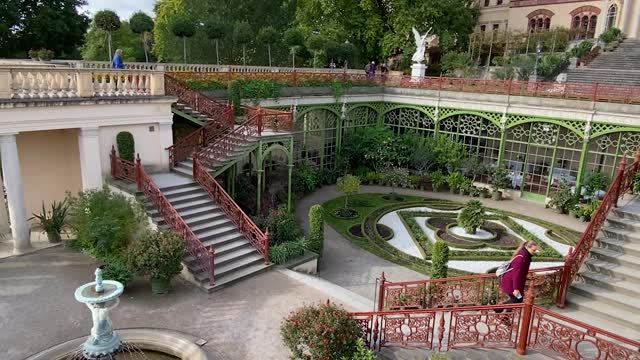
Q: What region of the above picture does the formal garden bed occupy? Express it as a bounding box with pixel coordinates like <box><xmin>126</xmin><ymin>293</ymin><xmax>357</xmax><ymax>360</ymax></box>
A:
<box><xmin>323</xmin><ymin>193</ymin><xmax>580</xmax><ymax>275</ymax></box>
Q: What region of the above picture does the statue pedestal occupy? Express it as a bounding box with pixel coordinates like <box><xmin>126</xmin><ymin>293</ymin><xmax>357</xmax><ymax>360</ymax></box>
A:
<box><xmin>410</xmin><ymin>63</ymin><xmax>427</xmax><ymax>80</ymax></box>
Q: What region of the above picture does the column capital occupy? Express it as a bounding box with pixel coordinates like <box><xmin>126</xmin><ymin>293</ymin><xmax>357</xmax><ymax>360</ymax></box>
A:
<box><xmin>79</xmin><ymin>127</ymin><xmax>100</xmax><ymax>137</ymax></box>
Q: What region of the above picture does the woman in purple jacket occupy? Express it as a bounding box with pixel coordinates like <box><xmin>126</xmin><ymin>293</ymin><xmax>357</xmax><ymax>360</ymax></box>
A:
<box><xmin>499</xmin><ymin>240</ymin><xmax>538</xmax><ymax>307</ymax></box>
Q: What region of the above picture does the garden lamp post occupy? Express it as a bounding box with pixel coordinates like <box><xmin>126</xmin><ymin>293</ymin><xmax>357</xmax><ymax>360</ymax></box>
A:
<box><xmin>531</xmin><ymin>41</ymin><xmax>542</xmax><ymax>82</ymax></box>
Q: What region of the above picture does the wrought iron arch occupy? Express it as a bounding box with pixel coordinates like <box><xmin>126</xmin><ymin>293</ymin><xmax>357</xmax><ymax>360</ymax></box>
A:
<box><xmin>295</xmin><ymin>106</ymin><xmax>341</xmax><ymax>126</ymax></box>
<box><xmin>260</xmin><ymin>144</ymin><xmax>291</xmax><ymax>167</ymax></box>
<box><xmin>589</xmin><ymin>125</ymin><xmax>640</xmax><ymax>140</ymax></box>
<box><xmin>506</xmin><ymin>117</ymin><xmax>585</xmax><ymax>138</ymax></box>
<box><xmin>380</xmin><ymin>104</ymin><xmax>435</xmax><ymax>121</ymax></box>
<box><xmin>439</xmin><ymin>111</ymin><xmax>502</xmax><ymax>128</ymax></box>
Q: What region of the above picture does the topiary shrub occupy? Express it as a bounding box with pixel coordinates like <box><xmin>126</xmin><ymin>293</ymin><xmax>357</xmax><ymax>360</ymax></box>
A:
<box><xmin>336</xmin><ymin>175</ymin><xmax>361</xmax><ymax>209</ymax></box>
<box><xmin>457</xmin><ymin>200</ymin><xmax>486</xmax><ymax>234</ymax></box>
<box><xmin>308</xmin><ymin>205</ymin><xmax>324</xmax><ymax>256</ymax></box>
<box><xmin>269</xmin><ymin>238</ymin><xmax>307</xmax><ymax>264</ymax></box>
<box><xmin>281</xmin><ymin>301</ymin><xmax>361</xmax><ymax>360</ymax></box>
<box><xmin>116</xmin><ymin>131</ymin><xmax>135</xmax><ymax>161</ymax></box>
<box><xmin>127</xmin><ymin>229</ymin><xmax>185</xmax><ymax>286</ymax></box>
<box><xmin>430</xmin><ymin>240</ymin><xmax>450</xmax><ymax>279</ymax></box>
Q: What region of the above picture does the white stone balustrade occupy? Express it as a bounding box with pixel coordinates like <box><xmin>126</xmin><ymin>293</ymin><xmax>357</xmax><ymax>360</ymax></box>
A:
<box><xmin>0</xmin><ymin>67</ymin><xmax>166</xmax><ymax>100</ymax></box>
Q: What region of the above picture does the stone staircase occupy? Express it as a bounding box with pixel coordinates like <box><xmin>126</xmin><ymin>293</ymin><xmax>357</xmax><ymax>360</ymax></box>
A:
<box><xmin>172</xmin><ymin>130</ymin><xmax>258</xmax><ymax>178</ymax></box>
<box><xmin>565</xmin><ymin>196</ymin><xmax>640</xmax><ymax>338</ymax></box>
<box><xmin>172</xmin><ymin>102</ymin><xmax>212</xmax><ymax>126</ymax></box>
<box><xmin>566</xmin><ymin>39</ymin><xmax>640</xmax><ymax>85</ymax></box>
<box><xmin>145</xmin><ymin>177</ymin><xmax>271</xmax><ymax>292</ymax></box>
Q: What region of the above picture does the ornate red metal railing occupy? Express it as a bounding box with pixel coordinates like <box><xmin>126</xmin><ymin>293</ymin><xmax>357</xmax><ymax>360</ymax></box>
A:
<box><xmin>109</xmin><ymin>151</ymin><xmax>216</xmax><ymax>285</ymax></box>
<box><xmin>165</xmin><ymin>74</ymin><xmax>234</xmax><ymax>166</ymax></box>
<box><xmin>169</xmin><ymin>70</ymin><xmax>640</xmax><ymax>105</ymax></box>
<box><xmin>377</xmin><ymin>267</ymin><xmax>563</xmax><ymax>311</ymax></box>
<box><xmin>556</xmin><ymin>152</ymin><xmax>640</xmax><ymax>307</ymax></box>
<box><xmin>353</xmin><ymin>284</ymin><xmax>640</xmax><ymax>358</ymax></box>
<box><xmin>192</xmin><ymin>154</ymin><xmax>269</xmax><ymax>261</ymax></box>
<box><xmin>109</xmin><ymin>146</ymin><xmax>137</xmax><ymax>183</ymax></box>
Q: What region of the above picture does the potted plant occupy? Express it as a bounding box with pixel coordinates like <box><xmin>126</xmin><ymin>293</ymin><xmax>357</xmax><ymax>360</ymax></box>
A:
<box><xmin>446</xmin><ymin>172</ymin><xmax>464</xmax><ymax>194</ymax></box>
<box><xmin>128</xmin><ymin>230</ymin><xmax>185</xmax><ymax>294</ymax></box>
<box><xmin>28</xmin><ymin>49</ymin><xmax>39</xmax><ymax>60</ymax></box>
<box><xmin>480</xmin><ymin>187</ymin><xmax>490</xmax><ymax>198</ymax></box>
<box><xmin>408</xmin><ymin>175</ymin><xmax>419</xmax><ymax>189</ymax></box>
<box><xmin>459</xmin><ymin>177</ymin><xmax>473</xmax><ymax>196</ymax></box>
<box><xmin>37</xmin><ymin>49</ymin><xmax>54</xmax><ymax>61</ymax></box>
<box><xmin>430</xmin><ymin>170</ymin><xmax>445</xmax><ymax>192</ymax></box>
<box><xmin>582</xmin><ymin>171</ymin><xmax>608</xmax><ymax>200</ymax></box>
<box><xmin>548</xmin><ymin>181</ymin><xmax>576</xmax><ymax>214</ymax></box>
<box><xmin>380</xmin><ymin>167</ymin><xmax>409</xmax><ymax>200</ymax></box>
<box><xmin>417</xmin><ymin>175</ymin><xmax>429</xmax><ymax>191</ymax></box>
<box><xmin>29</xmin><ymin>200</ymin><xmax>69</xmax><ymax>243</ymax></box>
<box><xmin>490</xmin><ymin>167</ymin><xmax>510</xmax><ymax>201</ymax></box>
<box><xmin>365</xmin><ymin>171</ymin><xmax>378</xmax><ymax>185</ymax></box>
<box><xmin>470</xmin><ymin>186</ymin><xmax>481</xmax><ymax>197</ymax></box>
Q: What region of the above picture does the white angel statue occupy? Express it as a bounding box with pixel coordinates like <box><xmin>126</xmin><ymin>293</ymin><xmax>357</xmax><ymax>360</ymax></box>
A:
<box><xmin>411</xmin><ymin>27</ymin><xmax>434</xmax><ymax>64</ymax></box>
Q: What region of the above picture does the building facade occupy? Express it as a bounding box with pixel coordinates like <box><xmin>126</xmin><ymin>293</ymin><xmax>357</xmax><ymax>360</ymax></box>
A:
<box><xmin>477</xmin><ymin>0</ymin><xmax>640</xmax><ymax>39</ymax></box>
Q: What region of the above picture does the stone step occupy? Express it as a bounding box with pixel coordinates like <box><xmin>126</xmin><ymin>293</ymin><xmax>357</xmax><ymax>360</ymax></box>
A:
<box><xmin>565</xmin><ymin>291</ymin><xmax>640</xmax><ymax>332</ymax></box>
<box><xmin>594</xmin><ymin>236</ymin><xmax>640</xmax><ymax>257</ymax></box>
<box><xmin>201</xmin><ymin>231</ymin><xmax>246</xmax><ymax>248</ymax></box>
<box><xmin>568</xmin><ymin>282</ymin><xmax>640</xmax><ymax>316</ymax></box>
<box><xmin>612</xmin><ymin>208</ymin><xmax>640</xmax><ymax>221</ymax></box>
<box><xmin>600</xmin><ymin>225</ymin><xmax>640</xmax><ymax>243</ymax></box>
<box><xmin>150</xmin><ymin>208</ymin><xmax>223</xmax><ymax>227</ymax></box>
<box><xmin>182</xmin><ymin>211</ymin><xmax>227</xmax><ymax>228</ymax></box>
<box><xmin>170</xmin><ymin>198</ymin><xmax>215</xmax><ymax>213</ymax></box>
<box><xmin>208</xmin><ymin>245</ymin><xmax>258</xmax><ymax>268</ymax></box>
<box><xmin>588</xmin><ymin>247</ymin><xmax>640</xmax><ymax>271</ymax></box>
<box><xmin>194</xmin><ymin>224</ymin><xmax>238</xmax><ymax>241</ymax></box>
<box><xmin>166</xmin><ymin>192</ymin><xmax>210</xmax><ymax>206</ymax></box>
<box><xmin>190</xmin><ymin>217</ymin><xmax>233</xmax><ymax>233</ymax></box>
<box><xmin>583</xmin><ymin>259</ymin><xmax>640</xmax><ymax>284</ymax></box>
<box><xmin>606</xmin><ymin>218</ymin><xmax>640</xmax><ymax>232</ymax></box>
<box><xmin>578</xmin><ymin>271</ymin><xmax>640</xmax><ymax>298</ymax></box>
<box><xmin>214</xmin><ymin>239</ymin><xmax>254</xmax><ymax>258</ymax></box>
<box><xmin>198</xmin><ymin>262</ymin><xmax>272</xmax><ymax>293</ymax></box>
<box><xmin>162</xmin><ymin>184</ymin><xmax>203</xmax><ymax>197</ymax></box>
<box><xmin>173</xmin><ymin>204</ymin><xmax>220</xmax><ymax>219</ymax></box>
<box><xmin>158</xmin><ymin>182</ymin><xmax>198</xmax><ymax>193</ymax></box>
<box><xmin>172</xmin><ymin>166</ymin><xmax>193</xmax><ymax>178</ymax></box>
<box><xmin>194</xmin><ymin>252</ymin><xmax>264</xmax><ymax>281</ymax></box>
<box><xmin>554</xmin><ymin>305</ymin><xmax>640</xmax><ymax>342</ymax></box>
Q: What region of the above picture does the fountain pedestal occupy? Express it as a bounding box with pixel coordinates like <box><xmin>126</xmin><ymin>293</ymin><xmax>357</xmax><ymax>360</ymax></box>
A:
<box><xmin>74</xmin><ymin>268</ymin><xmax>124</xmax><ymax>358</ymax></box>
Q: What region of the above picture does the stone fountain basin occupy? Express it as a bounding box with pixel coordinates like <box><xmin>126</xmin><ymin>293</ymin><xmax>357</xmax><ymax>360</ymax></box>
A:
<box><xmin>24</xmin><ymin>328</ymin><xmax>210</xmax><ymax>360</ymax></box>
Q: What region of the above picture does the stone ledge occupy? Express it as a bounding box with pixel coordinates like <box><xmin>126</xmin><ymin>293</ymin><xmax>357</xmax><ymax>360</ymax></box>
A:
<box><xmin>0</xmin><ymin>95</ymin><xmax>177</xmax><ymax>109</ymax></box>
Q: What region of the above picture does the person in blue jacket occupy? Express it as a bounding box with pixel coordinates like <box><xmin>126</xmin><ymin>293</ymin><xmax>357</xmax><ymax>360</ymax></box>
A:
<box><xmin>112</xmin><ymin>49</ymin><xmax>124</xmax><ymax>69</ymax></box>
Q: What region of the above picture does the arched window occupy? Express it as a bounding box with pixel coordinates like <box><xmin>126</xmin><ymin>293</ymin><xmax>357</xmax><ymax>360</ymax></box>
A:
<box><xmin>570</xmin><ymin>6</ymin><xmax>601</xmax><ymax>39</ymax></box>
<box><xmin>544</xmin><ymin>18</ymin><xmax>551</xmax><ymax>30</ymax></box>
<box><xmin>527</xmin><ymin>9</ymin><xmax>553</xmax><ymax>32</ymax></box>
<box><xmin>589</xmin><ymin>15</ymin><xmax>598</xmax><ymax>38</ymax></box>
<box><xmin>606</xmin><ymin>5</ymin><xmax>617</xmax><ymax>29</ymax></box>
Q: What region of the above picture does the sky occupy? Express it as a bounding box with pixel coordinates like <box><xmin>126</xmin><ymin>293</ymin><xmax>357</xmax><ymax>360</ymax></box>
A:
<box><xmin>81</xmin><ymin>0</ymin><xmax>156</xmax><ymax>20</ymax></box>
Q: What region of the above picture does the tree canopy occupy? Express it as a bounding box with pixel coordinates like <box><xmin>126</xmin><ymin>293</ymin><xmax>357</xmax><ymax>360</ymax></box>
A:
<box><xmin>0</xmin><ymin>0</ymin><xmax>89</xmax><ymax>58</ymax></box>
<box><xmin>130</xmin><ymin>12</ymin><xmax>154</xmax><ymax>34</ymax></box>
<box><xmin>82</xmin><ymin>20</ymin><xmax>145</xmax><ymax>62</ymax></box>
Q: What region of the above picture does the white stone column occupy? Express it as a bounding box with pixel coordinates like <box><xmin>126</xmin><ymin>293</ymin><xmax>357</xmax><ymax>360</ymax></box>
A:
<box><xmin>621</xmin><ymin>0</ymin><xmax>633</xmax><ymax>34</ymax></box>
<box><xmin>633</xmin><ymin>3</ymin><xmax>640</xmax><ymax>38</ymax></box>
<box><xmin>158</xmin><ymin>122</ymin><xmax>174</xmax><ymax>171</ymax></box>
<box><xmin>0</xmin><ymin>134</ymin><xmax>30</xmax><ymax>253</ymax></box>
<box><xmin>78</xmin><ymin>127</ymin><xmax>103</xmax><ymax>190</ymax></box>
<box><xmin>0</xmin><ymin>172</ymin><xmax>11</xmax><ymax>236</ymax></box>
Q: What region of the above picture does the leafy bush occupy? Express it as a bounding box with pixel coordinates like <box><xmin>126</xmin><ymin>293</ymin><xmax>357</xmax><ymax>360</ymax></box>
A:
<box><xmin>281</xmin><ymin>301</ymin><xmax>361</xmax><ymax>360</ymax></box>
<box><xmin>29</xmin><ymin>199</ymin><xmax>69</xmax><ymax>242</ymax></box>
<box><xmin>228</xmin><ymin>80</ymin><xmax>243</xmax><ymax>115</ymax></box>
<box><xmin>582</xmin><ymin>171</ymin><xmax>608</xmax><ymax>197</ymax></box>
<box><xmin>336</xmin><ymin>175</ymin><xmax>361</xmax><ymax>208</ymax></box>
<box><xmin>292</xmin><ymin>166</ymin><xmax>319</xmax><ymax>196</ymax></box>
<box><xmin>341</xmin><ymin>339</ymin><xmax>376</xmax><ymax>360</ymax></box>
<box><xmin>430</xmin><ymin>170</ymin><xmax>445</xmax><ymax>191</ymax></box>
<box><xmin>308</xmin><ymin>205</ymin><xmax>324</xmax><ymax>256</ymax></box>
<box><xmin>116</xmin><ymin>131</ymin><xmax>135</xmax><ymax>161</ymax></box>
<box><xmin>446</xmin><ymin>172</ymin><xmax>465</xmax><ymax>192</ymax></box>
<box><xmin>269</xmin><ymin>238</ymin><xmax>308</xmax><ymax>264</ymax></box>
<box><xmin>490</xmin><ymin>167</ymin><xmax>510</xmax><ymax>191</ymax></box>
<box><xmin>633</xmin><ymin>172</ymin><xmax>640</xmax><ymax>194</ymax></box>
<box><xmin>68</xmin><ymin>188</ymin><xmax>146</xmax><ymax>260</ymax></box>
<box><xmin>430</xmin><ymin>240</ymin><xmax>450</xmax><ymax>279</ymax></box>
<box><xmin>600</xmin><ymin>27</ymin><xmax>621</xmax><ymax>44</ymax></box>
<box><xmin>234</xmin><ymin>174</ymin><xmax>257</xmax><ymax>214</ymax></box>
<box><xmin>569</xmin><ymin>40</ymin><xmax>594</xmax><ymax>58</ymax></box>
<box><xmin>128</xmin><ymin>230</ymin><xmax>185</xmax><ymax>281</ymax></box>
<box><xmin>101</xmin><ymin>255</ymin><xmax>132</xmax><ymax>285</ymax></box>
<box><xmin>267</xmin><ymin>206</ymin><xmax>303</xmax><ymax>246</ymax></box>
<box><xmin>440</xmin><ymin>51</ymin><xmax>473</xmax><ymax>76</ymax></box>
<box><xmin>380</xmin><ymin>167</ymin><xmax>409</xmax><ymax>195</ymax></box>
<box><xmin>457</xmin><ymin>200</ymin><xmax>486</xmax><ymax>234</ymax></box>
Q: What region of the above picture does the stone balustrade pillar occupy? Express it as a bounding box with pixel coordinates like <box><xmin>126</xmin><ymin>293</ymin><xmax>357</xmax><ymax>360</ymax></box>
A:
<box><xmin>150</xmin><ymin>66</ymin><xmax>165</xmax><ymax>96</ymax></box>
<box><xmin>0</xmin><ymin>69</ymin><xmax>10</xmax><ymax>99</ymax></box>
<box><xmin>0</xmin><ymin>134</ymin><xmax>31</xmax><ymax>253</ymax></box>
<box><xmin>76</xmin><ymin>71</ymin><xmax>94</xmax><ymax>97</ymax></box>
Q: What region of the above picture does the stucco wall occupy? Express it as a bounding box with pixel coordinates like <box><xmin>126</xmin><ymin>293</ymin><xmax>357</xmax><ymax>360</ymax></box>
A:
<box><xmin>99</xmin><ymin>124</ymin><xmax>166</xmax><ymax>176</ymax></box>
<box><xmin>16</xmin><ymin>129</ymin><xmax>82</xmax><ymax>219</ymax></box>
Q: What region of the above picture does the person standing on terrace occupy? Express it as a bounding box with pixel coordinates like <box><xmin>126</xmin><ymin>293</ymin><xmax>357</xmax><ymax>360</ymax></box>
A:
<box><xmin>112</xmin><ymin>49</ymin><xmax>124</xmax><ymax>69</ymax></box>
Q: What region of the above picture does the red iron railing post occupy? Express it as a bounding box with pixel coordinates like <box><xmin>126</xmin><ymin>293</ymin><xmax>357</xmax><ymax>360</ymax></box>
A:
<box><xmin>377</xmin><ymin>272</ymin><xmax>386</xmax><ymax>311</ymax></box>
<box><xmin>293</xmin><ymin>70</ymin><xmax>298</xmax><ymax>87</ymax></box>
<box><xmin>516</xmin><ymin>280</ymin><xmax>536</xmax><ymax>355</ymax></box>
<box><xmin>264</xmin><ymin>230</ymin><xmax>270</xmax><ymax>263</ymax></box>
<box><xmin>555</xmin><ymin>247</ymin><xmax>573</xmax><ymax>308</ymax></box>
<box><xmin>110</xmin><ymin>145</ymin><xmax>117</xmax><ymax>178</ymax></box>
<box><xmin>135</xmin><ymin>154</ymin><xmax>142</xmax><ymax>190</ymax></box>
<box><xmin>208</xmin><ymin>246</ymin><xmax>215</xmax><ymax>285</ymax></box>
<box><xmin>592</xmin><ymin>82</ymin><xmax>599</xmax><ymax>102</ymax></box>
<box><xmin>257</xmin><ymin>108</ymin><xmax>264</xmax><ymax>135</ymax></box>
<box><xmin>192</xmin><ymin>153</ymin><xmax>198</xmax><ymax>178</ymax></box>
<box><xmin>614</xmin><ymin>157</ymin><xmax>626</xmax><ymax>207</ymax></box>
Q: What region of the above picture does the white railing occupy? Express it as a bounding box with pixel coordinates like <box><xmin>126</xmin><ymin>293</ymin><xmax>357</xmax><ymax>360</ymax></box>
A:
<box><xmin>54</xmin><ymin>60</ymin><xmax>365</xmax><ymax>74</ymax></box>
<box><xmin>0</xmin><ymin>66</ymin><xmax>165</xmax><ymax>100</ymax></box>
